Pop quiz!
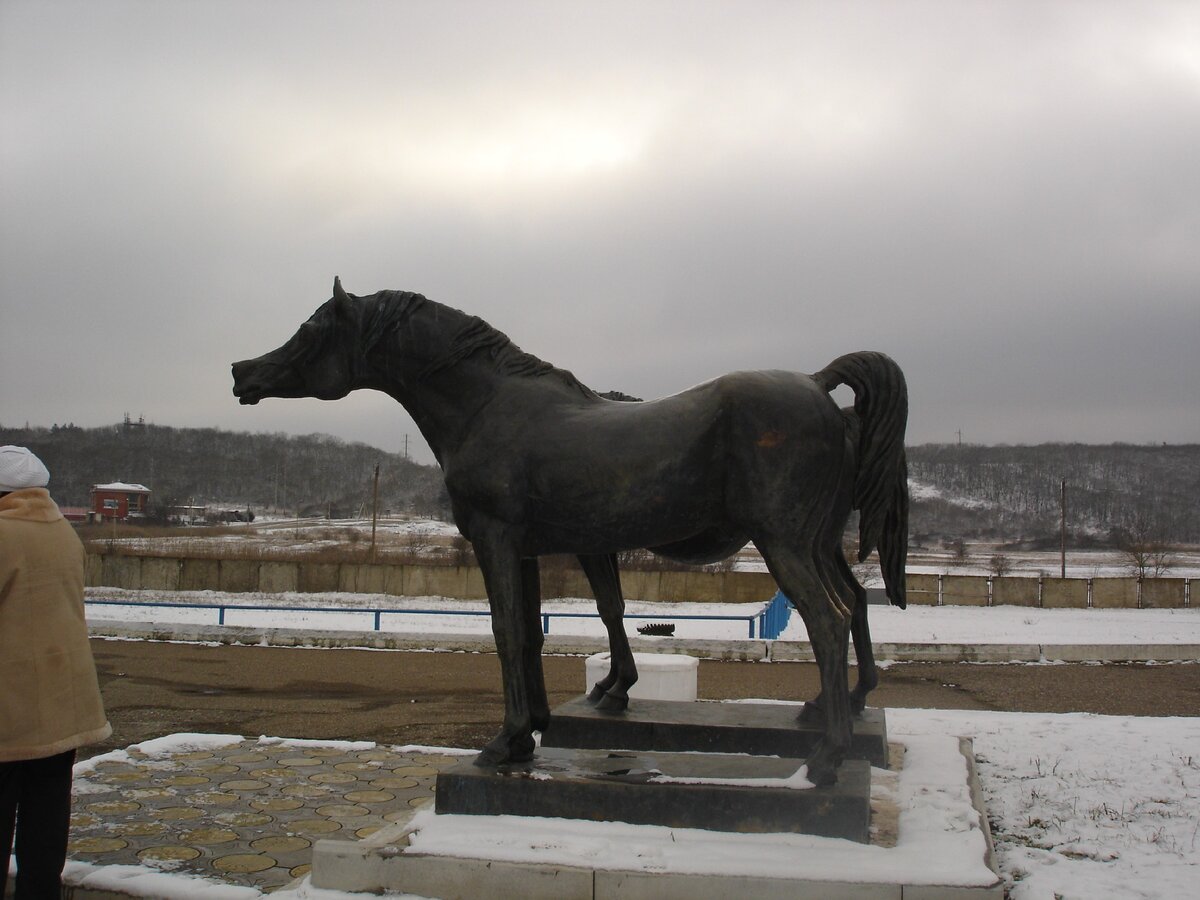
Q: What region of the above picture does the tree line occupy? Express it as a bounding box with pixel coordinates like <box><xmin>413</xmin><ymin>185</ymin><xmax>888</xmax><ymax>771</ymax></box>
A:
<box><xmin>0</xmin><ymin>422</ymin><xmax>450</xmax><ymax>520</ymax></box>
<box><xmin>2</xmin><ymin>424</ymin><xmax>1195</xmax><ymax>546</ymax></box>
<box><xmin>907</xmin><ymin>442</ymin><xmax>1199</xmax><ymax>546</ymax></box>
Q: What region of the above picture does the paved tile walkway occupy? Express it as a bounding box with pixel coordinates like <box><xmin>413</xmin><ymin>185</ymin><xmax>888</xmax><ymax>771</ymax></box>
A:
<box><xmin>69</xmin><ymin>737</ymin><xmax>466</xmax><ymax>894</ymax></box>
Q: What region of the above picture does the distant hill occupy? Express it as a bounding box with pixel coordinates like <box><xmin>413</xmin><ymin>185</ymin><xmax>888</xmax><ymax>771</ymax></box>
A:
<box><xmin>2</xmin><ymin>424</ymin><xmax>1195</xmax><ymax>545</ymax></box>
<box><xmin>0</xmin><ymin>422</ymin><xmax>450</xmax><ymax>519</ymax></box>
<box><xmin>907</xmin><ymin>443</ymin><xmax>1200</xmax><ymax>546</ymax></box>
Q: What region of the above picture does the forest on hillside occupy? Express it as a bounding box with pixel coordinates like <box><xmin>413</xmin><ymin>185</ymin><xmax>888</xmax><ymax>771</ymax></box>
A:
<box><xmin>0</xmin><ymin>422</ymin><xmax>450</xmax><ymax>519</ymax></box>
<box><xmin>1</xmin><ymin>423</ymin><xmax>1196</xmax><ymax>546</ymax></box>
<box><xmin>906</xmin><ymin>443</ymin><xmax>1199</xmax><ymax>546</ymax></box>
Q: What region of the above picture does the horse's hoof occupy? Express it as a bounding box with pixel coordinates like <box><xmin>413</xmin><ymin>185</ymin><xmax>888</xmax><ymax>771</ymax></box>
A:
<box><xmin>586</xmin><ymin>684</ymin><xmax>607</xmax><ymax>704</ymax></box>
<box><xmin>474</xmin><ymin>732</ymin><xmax>536</xmax><ymax>767</ymax></box>
<box><xmin>804</xmin><ymin>740</ymin><xmax>844</xmax><ymax>787</ymax></box>
<box><xmin>804</xmin><ymin>759</ymin><xmax>838</xmax><ymax>787</ymax></box>
<box><xmin>797</xmin><ymin>701</ymin><xmax>825</xmax><ymax>725</ymax></box>
<box><xmin>473</xmin><ymin>745</ymin><xmax>507</xmax><ymax>767</ymax></box>
<box><xmin>849</xmin><ymin>695</ymin><xmax>868</xmax><ymax>717</ymax></box>
<box><xmin>595</xmin><ymin>691</ymin><xmax>629</xmax><ymax>713</ymax></box>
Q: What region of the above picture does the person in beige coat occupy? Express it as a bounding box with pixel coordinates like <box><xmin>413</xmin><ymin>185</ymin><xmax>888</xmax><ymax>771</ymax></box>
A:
<box><xmin>1</xmin><ymin>446</ymin><xmax>111</xmax><ymax>898</ymax></box>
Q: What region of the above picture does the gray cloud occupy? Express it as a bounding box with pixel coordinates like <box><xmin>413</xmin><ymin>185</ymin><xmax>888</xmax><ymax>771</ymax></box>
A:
<box><xmin>2</xmin><ymin>1</ymin><xmax>1198</xmax><ymax>464</ymax></box>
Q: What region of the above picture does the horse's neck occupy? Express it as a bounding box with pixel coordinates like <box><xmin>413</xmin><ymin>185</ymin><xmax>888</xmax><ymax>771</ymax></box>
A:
<box><xmin>386</xmin><ymin>357</ymin><xmax>591</xmax><ymax>465</ymax></box>
<box><xmin>376</xmin><ymin>357</ymin><xmax>503</xmax><ymax>462</ymax></box>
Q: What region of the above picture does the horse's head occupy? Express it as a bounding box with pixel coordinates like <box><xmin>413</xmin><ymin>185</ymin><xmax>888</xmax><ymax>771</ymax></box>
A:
<box><xmin>231</xmin><ymin>277</ymin><xmax>363</xmax><ymax>405</ymax></box>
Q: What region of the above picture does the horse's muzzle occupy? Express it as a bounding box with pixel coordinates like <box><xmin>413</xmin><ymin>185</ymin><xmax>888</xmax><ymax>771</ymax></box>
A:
<box><xmin>231</xmin><ymin>359</ymin><xmax>265</xmax><ymax>405</ymax></box>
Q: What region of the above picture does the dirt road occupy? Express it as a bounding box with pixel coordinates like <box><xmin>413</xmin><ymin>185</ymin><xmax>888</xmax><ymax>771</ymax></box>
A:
<box><xmin>88</xmin><ymin>640</ymin><xmax>1200</xmax><ymax>759</ymax></box>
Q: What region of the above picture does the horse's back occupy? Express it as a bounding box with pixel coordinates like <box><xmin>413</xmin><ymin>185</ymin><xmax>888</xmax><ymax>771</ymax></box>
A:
<box><xmin>450</xmin><ymin>367</ymin><xmax>848</xmax><ymax>553</ymax></box>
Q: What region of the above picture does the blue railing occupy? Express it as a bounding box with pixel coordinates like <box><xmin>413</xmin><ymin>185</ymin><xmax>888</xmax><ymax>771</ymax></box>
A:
<box><xmin>758</xmin><ymin>591</ymin><xmax>792</xmax><ymax>640</ymax></box>
<box><xmin>85</xmin><ymin>594</ymin><xmax>792</xmax><ymax>639</ymax></box>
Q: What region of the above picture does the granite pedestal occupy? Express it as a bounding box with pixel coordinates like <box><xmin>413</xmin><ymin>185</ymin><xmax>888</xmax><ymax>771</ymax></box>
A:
<box><xmin>542</xmin><ymin>696</ymin><xmax>889</xmax><ymax>768</ymax></box>
<box><xmin>436</xmin><ymin>746</ymin><xmax>871</xmax><ymax>840</ymax></box>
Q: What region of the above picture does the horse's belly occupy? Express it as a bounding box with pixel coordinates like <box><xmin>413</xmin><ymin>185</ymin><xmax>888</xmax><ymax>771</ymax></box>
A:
<box><xmin>523</xmin><ymin>482</ymin><xmax>718</xmax><ymax>556</ymax></box>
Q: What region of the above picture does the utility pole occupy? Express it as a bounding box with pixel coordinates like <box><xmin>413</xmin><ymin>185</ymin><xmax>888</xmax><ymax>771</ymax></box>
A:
<box><xmin>370</xmin><ymin>463</ymin><xmax>381</xmax><ymax>563</ymax></box>
<box><xmin>956</xmin><ymin>429</ymin><xmax>962</xmax><ymax>447</ymax></box>
<box><xmin>1060</xmin><ymin>479</ymin><xmax>1067</xmax><ymax>578</ymax></box>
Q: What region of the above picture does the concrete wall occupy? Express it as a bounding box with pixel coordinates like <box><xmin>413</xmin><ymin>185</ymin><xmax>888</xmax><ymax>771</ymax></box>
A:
<box><xmin>991</xmin><ymin>577</ymin><xmax>1040</xmax><ymax>607</ymax></box>
<box><xmin>1040</xmin><ymin>577</ymin><xmax>1088</xmax><ymax>609</ymax></box>
<box><xmin>941</xmin><ymin>575</ymin><xmax>989</xmax><ymax>606</ymax></box>
<box><xmin>84</xmin><ymin>553</ymin><xmax>776</xmax><ymax>604</ymax></box>
<box><xmin>1141</xmin><ymin>578</ymin><xmax>1186</xmax><ymax>608</ymax></box>
<box><xmin>84</xmin><ymin>551</ymin><xmax>1192</xmax><ymax>609</ymax></box>
<box><xmin>906</xmin><ymin>573</ymin><xmax>940</xmax><ymax>606</ymax></box>
<box><xmin>1091</xmin><ymin>578</ymin><xmax>1138</xmax><ymax>609</ymax></box>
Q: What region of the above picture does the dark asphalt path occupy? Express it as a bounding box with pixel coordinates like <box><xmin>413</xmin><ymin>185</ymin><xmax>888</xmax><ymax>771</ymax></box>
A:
<box><xmin>87</xmin><ymin>639</ymin><xmax>1200</xmax><ymax>760</ymax></box>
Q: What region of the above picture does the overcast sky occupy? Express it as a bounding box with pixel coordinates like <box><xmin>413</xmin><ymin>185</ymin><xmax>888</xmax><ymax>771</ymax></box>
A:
<box><xmin>2</xmin><ymin>1</ymin><xmax>1197</xmax><ymax>464</ymax></box>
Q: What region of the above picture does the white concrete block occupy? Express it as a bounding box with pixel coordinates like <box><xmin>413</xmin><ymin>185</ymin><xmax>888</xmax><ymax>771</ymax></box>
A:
<box><xmin>586</xmin><ymin>651</ymin><xmax>698</xmax><ymax>701</ymax></box>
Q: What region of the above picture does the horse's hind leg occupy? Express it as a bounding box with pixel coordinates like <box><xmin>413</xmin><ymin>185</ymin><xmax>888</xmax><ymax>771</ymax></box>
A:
<box><xmin>838</xmin><ymin>549</ymin><xmax>877</xmax><ymax>715</ymax></box>
<box><xmin>758</xmin><ymin>538</ymin><xmax>851</xmax><ymax>787</ymax></box>
<box><xmin>578</xmin><ymin>553</ymin><xmax>638</xmax><ymax>711</ymax></box>
<box><xmin>797</xmin><ymin>540</ymin><xmax>860</xmax><ymax>725</ymax></box>
<box><xmin>521</xmin><ymin>557</ymin><xmax>550</xmax><ymax>732</ymax></box>
<box><xmin>796</xmin><ymin>550</ymin><xmax>876</xmax><ymax>721</ymax></box>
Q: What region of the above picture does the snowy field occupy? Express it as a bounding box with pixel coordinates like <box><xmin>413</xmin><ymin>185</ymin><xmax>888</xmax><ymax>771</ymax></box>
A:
<box><xmin>94</xmin><ymin>514</ymin><xmax>1200</xmax><ymax>580</ymax></box>
<box><xmin>85</xmin><ymin>586</ymin><xmax>1200</xmax><ymax>647</ymax></box>
<box><xmin>84</xmin><ymin>588</ymin><xmax>772</xmax><ymax>640</ymax></box>
<box><xmin>61</xmin><ymin>710</ymin><xmax>1200</xmax><ymax>899</ymax></box>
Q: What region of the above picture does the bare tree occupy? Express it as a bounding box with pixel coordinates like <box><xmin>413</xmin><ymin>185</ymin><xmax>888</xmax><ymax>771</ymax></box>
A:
<box><xmin>1116</xmin><ymin>514</ymin><xmax>1174</xmax><ymax>579</ymax></box>
<box><xmin>987</xmin><ymin>553</ymin><xmax>1012</xmax><ymax>578</ymax></box>
<box><xmin>843</xmin><ymin>535</ymin><xmax>880</xmax><ymax>587</ymax></box>
<box><xmin>944</xmin><ymin>538</ymin><xmax>969</xmax><ymax>564</ymax></box>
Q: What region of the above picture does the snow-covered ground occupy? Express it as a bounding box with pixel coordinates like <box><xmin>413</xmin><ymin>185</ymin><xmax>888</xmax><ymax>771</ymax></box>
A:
<box><xmin>92</xmin><ymin>514</ymin><xmax>1200</xmax><ymax>579</ymax></box>
<box><xmin>60</xmin><ymin>711</ymin><xmax>1200</xmax><ymax>899</ymax></box>
<box><xmin>84</xmin><ymin>588</ymin><xmax>772</xmax><ymax>640</ymax></box>
<box><xmin>784</xmin><ymin>603</ymin><xmax>1200</xmax><ymax>647</ymax></box>
<box><xmin>85</xmin><ymin>586</ymin><xmax>1200</xmax><ymax>647</ymax></box>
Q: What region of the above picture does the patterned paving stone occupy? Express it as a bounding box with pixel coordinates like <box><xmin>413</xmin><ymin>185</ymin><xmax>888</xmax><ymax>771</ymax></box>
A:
<box><xmin>69</xmin><ymin>737</ymin><xmax>467</xmax><ymax>893</ymax></box>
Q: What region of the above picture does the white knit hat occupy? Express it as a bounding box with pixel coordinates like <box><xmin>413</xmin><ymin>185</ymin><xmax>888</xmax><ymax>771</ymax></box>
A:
<box><xmin>0</xmin><ymin>446</ymin><xmax>51</xmax><ymax>492</ymax></box>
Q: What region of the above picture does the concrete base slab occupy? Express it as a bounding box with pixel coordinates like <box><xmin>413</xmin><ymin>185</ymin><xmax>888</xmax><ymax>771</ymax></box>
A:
<box><xmin>542</xmin><ymin>696</ymin><xmax>889</xmax><ymax>768</ymax></box>
<box><xmin>436</xmin><ymin>747</ymin><xmax>870</xmax><ymax>839</ymax></box>
<box><xmin>310</xmin><ymin>734</ymin><xmax>1002</xmax><ymax>899</ymax></box>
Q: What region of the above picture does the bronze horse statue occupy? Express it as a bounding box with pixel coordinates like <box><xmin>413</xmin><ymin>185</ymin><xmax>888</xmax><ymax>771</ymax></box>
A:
<box><xmin>232</xmin><ymin>278</ymin><xmax>908</xmax><ymax>785</ymax></box>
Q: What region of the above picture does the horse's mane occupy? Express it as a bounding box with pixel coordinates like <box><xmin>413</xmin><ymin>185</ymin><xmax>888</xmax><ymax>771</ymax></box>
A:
<box><xmin>365</xmin><ymin>290</ymin><xmax>598</xmax><ymax>399</ymax></box>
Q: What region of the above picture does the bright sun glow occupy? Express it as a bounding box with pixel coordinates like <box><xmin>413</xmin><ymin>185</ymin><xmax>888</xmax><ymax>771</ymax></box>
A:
<box><xmin>260</xmin><ymin>103</ymin><xmax>652</xmax><ymax>205</ymax></box>
<box><xmin>390</xmin><ymin>117</ymin><xmax>644</xmax><ymax>189</ymax></box>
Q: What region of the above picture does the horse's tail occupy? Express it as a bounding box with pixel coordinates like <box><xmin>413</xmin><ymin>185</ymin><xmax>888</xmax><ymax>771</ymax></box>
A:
<box><xmin>814</xmin><ymin>351</ymin><xmax>909</xmax><ymax>609</ymax></box>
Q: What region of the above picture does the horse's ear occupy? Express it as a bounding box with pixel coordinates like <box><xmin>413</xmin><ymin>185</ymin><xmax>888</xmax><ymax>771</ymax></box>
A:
<box><xmin>333</xmin><ymin>276</ymin><xmax>353</xmax><ymax>313</ymax></box>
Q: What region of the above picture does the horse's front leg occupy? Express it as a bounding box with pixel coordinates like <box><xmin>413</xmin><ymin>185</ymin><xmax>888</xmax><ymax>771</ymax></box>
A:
<box><xmin>578</xmin><ymin>553</ymin><xmax>638</xmax><ymax>710</ymax></box>
<box><xmin>473</xmin><ymin>535</ymin><xmax>537</xmax><ymax>767</ymax></box>
<box><xmin>521</xmin><ymin>556</ymin><xmax>550</xmax><ymax>732</ymax></box>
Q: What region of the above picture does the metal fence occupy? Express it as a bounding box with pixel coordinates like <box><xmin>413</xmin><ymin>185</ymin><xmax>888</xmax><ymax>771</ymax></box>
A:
<box><xmin>85</xmin><ymin>593</ymin><xmax>793</xmax><ymax>639</ymax></box>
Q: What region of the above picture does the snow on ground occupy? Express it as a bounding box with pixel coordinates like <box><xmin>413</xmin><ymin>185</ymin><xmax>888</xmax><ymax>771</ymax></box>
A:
<box><xmin>84</xmin><ymin>587</ymin><xmax>772</xmax><ymax>641</ymax></box>
<box><xmin>94</xmin><ymin>514</ymin><xmax>1200</xmax><ymax>579</ymax></box>
<box><xmin>780</xmin><ymin>604</ymin><xmax>1200</xmax><ymax>646</ymax></box>
<box><xmin>891</xmin><ymin>708</ymin><xmax>1200</xmax><ymax>900</ymax></box>
<box><xmin>66</xmin><ymin>579</ymin><xmax>1200</xmax><ymax>898</ymax></box>
<box><xmin>85</xmin><ymin>586</ymin><xmax>1200</xmax><ymax>647</ymax></box>
<box><xmin>59</xmin><ymin>710</ymin><xmax>1200</xmax><ymax>899</ymax></box>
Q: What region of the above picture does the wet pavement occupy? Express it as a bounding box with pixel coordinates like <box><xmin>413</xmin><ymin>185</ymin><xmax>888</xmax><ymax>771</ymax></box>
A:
<box><xmin>68</xmin><ymin>736</ymin><xmax>466</xmax><ymax>894</ymax></box>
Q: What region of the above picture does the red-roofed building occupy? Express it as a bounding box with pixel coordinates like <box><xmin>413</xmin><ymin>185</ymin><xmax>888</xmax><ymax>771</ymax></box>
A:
<box><xmin>90</xmin><ymin>482</ymin><xmax>151</xmax><ymax>521</ymax></box>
